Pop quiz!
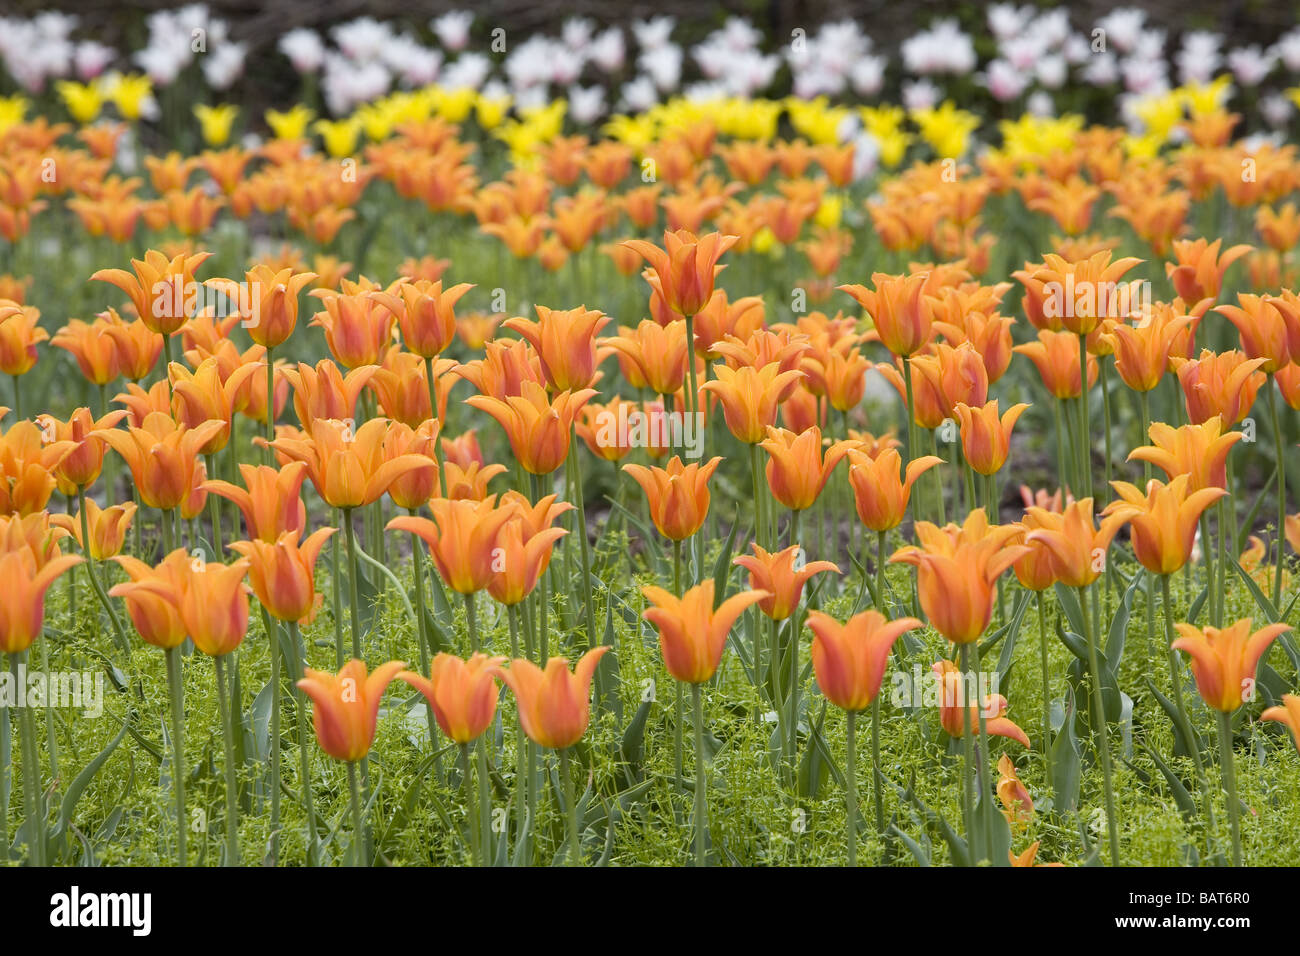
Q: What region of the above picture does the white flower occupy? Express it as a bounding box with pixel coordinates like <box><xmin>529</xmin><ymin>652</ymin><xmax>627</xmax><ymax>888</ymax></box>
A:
<box><xmin>134</xmin><ymin>44</ymin><xmax>187</xmax><ymax>86</ymax></box>
<box><xmin>1063</xmin><ymin>34</ymin><xmax>1093</xmax><ymax>65</ymax></box>
<box><xmin>632</xmin><ymin>17</ymin><xmax>676</xmax><ymax>51</ymax></box>
<box><xmin>1095</xmin><ymin>8</ymin><xmax>1146</xmax><ymax>53</ymax></box>
<box><xmin>279</xmin><ymin>29</ymin><xmax>325</xmax><ymax>74</ymax></box>
<box><xmin>74</xmin><ymin>41</ymin><xmax>115</xmax><ymax>80</ymax></box>
<box><xmin>1262</xmin><ymin>93</ymin><xmax>1294</xmax><ymax>128</ymax></box>
<box><xmin>620</xmin><ymin>75</ymin><xmax>660</xmax><ymax>112</ymax></box>
<box><xmin>202</xmin><ymin>41</ymin><xmax>247</xmax><ymax>90</ymax></box>
<box><xmin>589</xmin><ymin>28</ymin><xmax>626</xmax><ymax>73</ymax></box>
<box><xmin>332</xmin><ymin>18</ymin><xmax>393</xmax><ymax>63</ymax></box>
<box><xmin>1083</xmin><ymin>51</ymin><xmax>1119</xmax><ymax>85</ymax></box>
<box><xmin>983</xmin><ymin>59</ymin><xmax>1028</xmax><ymax>101</ymax></box>
<box><xmin>851</xmin><ymin>131</ymin><xmax>880</xmax><ymax>180</ymax></box>
<box><xmin>1002</xmin><ymin>34</ymin><xmax>1045</xmax><ymax>72</ymax></box>
<box><xmin>901</xmin><ymin>19</ymin><xmax>975</xmax><ymax>75</ymax></box>
<box><xmin>718</xmin><ymin>16</ymin><xmax>761</xmax><ymax>51</ymax></box>
<box><xmin>441</xmin><ymin>53</ymin><xmax>490</xmax><ymax>91</ymax></box>
<box><xmin>1131</xmin><ymin>28</ymin><xmax>1166</xmax><ymax>62</ymax></box>
<box><xmin>850</xmin><ymin>55</ymin><xmax>887</xmax><ymax>96</ymax></box>
<box><xmin>1027</xmin><ymin>91</ymin><xmax>1055</xmax><ymax>116</ymax></box>
<box><xmin>1275</xmin><ymin>29</ymin><xmax>1300</xmax><ymax>72</ymax></box>
<box><xmin>1121</xmin><ymin>57</ymin><xmax>1168</xmax><ymax>96</ymax></box>
<box><xmin>640</xmin><ymin>44</ymin><xmax>683</xmax><ymax>91</ymax></box>
<box><xmin>432</xmin><ymin>11</ymin><xmax>473</xmax><ymax>52</ymax></box>
<box><xmin>987</xmin><ymin>4</ymin><xmax>1032</xmax><ymax>41</ymax></box>
<box><xmin>1227</xmin><ymin>45</ymin><xmax>1276</xmax><ymax>87</ymax></box>
<box><xmin>568</xmin><ymin>84</ymin><xmax>605</xmax><ymax>124</ymax></box>
<box><xmin>562</xmin><ymin>18</ymin><xmax>595</xmax><ymax>51</ymax></box>
<box><xmin>1036</xmin><ymin>54</ymin><xmax>1068</xmax><ymax>90</ymax></box>
<box><xmin>901</xmin><ymin>78</ymin><xmax>940</xmax><ymax>111</ymax></box>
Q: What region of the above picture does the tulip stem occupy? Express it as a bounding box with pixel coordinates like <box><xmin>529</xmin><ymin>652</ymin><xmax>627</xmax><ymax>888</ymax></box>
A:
<box><xmin>13</xmin><ymin>651</ymin><xmax>43</xmax><ymax>866</ymax></box>
<box><xmin>1201</xmin><ymin>513</ymin><xmax>1219</xmax><ymax>626</ymax></box>
<box><xmin>1160</xmin><ymin>574</ymin><xmax>1217</xmax><ymax>843</ymax></box>
<box><xmin>956</xmin><ymin>644</ymin><xmax>976</xmax><ymax>854</ymax></box>
<box><xmin>77</xmin><ymin>485</ymin><xmax>131</xmax><ymax>654</ymax></box>
<box><xmin>1</xmin><ymin>652</ymin><xmax>8</xmax><ymax>856</ymax></box>
<box><xmin>1266</xmin><ymin>377</ymin><xmax>1286</xmax><ymax>607</ymax></box>
<box><xmin>845</xmin><ymin>708</ymin><xmax>858</xmax><ymax>866</ymax></box>
<box><xmin>477</xmin><ymin>735</ymin><xmax>491</xmax><ymax>866</ymax></box>
<box><xmin>347</xmin><ymin>759</ymin><xmax>365</xmax><ymax>867</ymax></box>
<box><xmin>164</xmin><ymin>645</ymin><xmax>188</xmax><ymax>867</ymax></box>
<box><xmin>426</xmin><ymin>357</ymin><xmax>444</xmax><ymax>498</ymax></box>
<box><xmin>1216</xmin><ymin>710</ymin><xmax>1242</xmax><ymax>866</ymax></box>
<box><xmin>261</xmin><ymin>607</ymin><xmax>281</xmax><ymax>865</ymax></box>
<box><xmin>508</xmin><ymin>605</ymin><xmax>527</xmax><ymax>835</ymax></box>
<box><xmin>10</xmin><ymin>373</ymin><xmax>20</xmax><ymax>420</ymax></box>
<box><xmin>343</xmin><ymin>508</ymin><xmax>362</xmax><ymax>659</ymax></box>
<box><xmin>1100</xmin><ymin>358</ymin><xmax>1113</xmax><ymax>505</ymax></box>
<box><xmin>1077</xmin><ymin>334</ymin><xmax>1092</xmax><ymax>500</ymax></box>
<box><xmin>1078</xmin><ymin>585</ymin><xmax>1119</xmax><ymax>865</ymax></box>
<box><xmin>870</xmin><ymin>697</ymin><xmax>885</xmax><ymax>836</ymax></box>
<box><xmin>560</xmin><ymin>746</ymin><xmax>581</xmax><ymax>866</ymax></box>
<box><xmin>206</xmin><ymin>453</ymin><xmax>223</xmax><ymax>556</ymax></box>
<box><xmin>330</xmin><ymin>510</ymin><xmax>345</xmax><ymax>668</ymax></box>
<box><xmin>408</xmin><ymin>515</ymin><xmax>440</xmax><ymax>753</ymax></box>
<box><xmin>213</xmin><ymin>653</ymin><xmax>240</xmax><ymax>866</ymax></box>
<box><xmin>287</xmin><ymin>619</ymin><xmax>319</xmax><ymax>866</ymax></box>
<box><xmin>1053</xmin><ymin>399</ymin><xmax>1073</xmax><ymax>501</ymax></box>
<box><xmin>566</xmin><ymin>434</ymin><xmax>598</xmax><ymax>650</ymax></box>
<box><xmin>1036</xmin><ymin>590</ymin><xmax>1053</xmax><ymax>792</ymax></box>
<box><xmin>902</xmin><ymin>355</ymin><xmax>922</xmax><ymax>522</ymax></box>
<box><xmin>463</xmin><ymin>592</ymin><xmax>479</xmax><ymax>653</ymax></box>
<box><xmin>686</xmin><ymin>682</ymin><xmax>707</xmax><ymax>867</ymax></box>
<box><xmin>264</xmin><ymin>347</ymin><xmax>275</xmax><ymax>466</ymax></box>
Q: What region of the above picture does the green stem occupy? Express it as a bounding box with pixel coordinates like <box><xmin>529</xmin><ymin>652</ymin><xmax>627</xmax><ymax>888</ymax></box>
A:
<box><xmin>1078</xmin><ymin>585</ymin><xmax>1119</xmax><ymax>865</ymax></box>
<box><xmin>347</xmin><ymin>759</ymin><xmax>365</xmax><ymax>867</ymax></box>
<box><xmin>845</xmin><ymin>708</ymin><xmax>860</xmax><ymax>867</ymax></box>
<box><xmin>206</xmin><ymin>453</ymin><xmax>223</xmax><ymax>556</ymax></box>
<box><xmin>1138</xmin><ymin>390</ymin><xmax>1152</xmax><ymax>483</ymax></box>
<box><xmin>331</xmin><ymin>510</ymin><xmax>345</xmax><ymax>668</ymax></box>
<box><xmin>426</xmin><ymin>357</ymin><xmax>445</xmax><ymax>498</ymax></box>
<box><xmin>1077</xmin><ymin>334</ymin><xmax>1092</xmax><ymax>500</ymax></box>
<box><xmin>870</xmin><ymin>697</ymin><xmax>884</xmax><ymax>835</ymax></box>
<box><xmin>262</xmin><ymin>608</ymin><xmax>281</xmax><ymax>865</ymax></box>
<box><xmin>213</xmin><ymin>653</ymin><xmax>240</xmax><ymax>866</ymax></box>
<box><xmin>957</xmin><ymin>644</ymin><xmax>975</xmax><ymax>853</ymax></box>
<box><xmin>692</xmin><ymin>682</ymin><xmax>707</xmax><ymax>867</ymax></box>
<box><xmin>1267</xmin><ymin>377</ymin><xmax>1286</xmax><ymax>607</ymax></box>
<box><xmin>477</xmin><ymin>734</ymin><xmax>491</xmax><ymax>866</ymax></box>
<box><xmin>463</xmin><ymin>591</ymin><xmax>479</xmax><ymax>653</ymax></box>
<box><xmin>343</xmin><ymin>508</ymin><xmax>362</xmax><ymax>659</ymax></box>
<box><xmin>264</xmin><ymin>346</ymin><xmax>275</xmax><ymax>465</ymax></box>
<box><xmin>1217</xmin><ymin>710</ymin><xmax>1242</xmax><ymax>866</ymax></box>
<box><xmin>288</xmin><ymin>619</ymin><xmax>318</xmax><ymax>866</ymax></box>
<box><xmin>902</xmin><ymin>355</ymin><xmax>922</xmax><ymax>521</ymax></box>
<box><xmin>77</xmin><ymin>486</ymin><xmax>131</xmax><ymax>654</ymax></box>
<box><xmin>1</xmin><ymin>651</ymin><xmax>9</xmax><ymax>858</ymax></box>
<box><xmin>164</xmin><ymin>646</ymin><xmax>187</xmax><ymax>867</ymax></box>
<box><xmin>508</xmin><ymin>605</ymin><xmax>527</xmax><ymax>835</ymax></box>
<box><xmin>1161</xmin><ymin>574</ymin><xmax>1217</xmax><ymax>842</ymax></box>
<box><xmin>1037</xmin><ymin>590</ymin><xmax>1053</xmax><ymax>789</ymax></box>
<box><xmin>13</xmin><ymin>650</ymin><xmax>43</xmax><ymax>865</ymax></box>
<box><xmin>408</xmin><ymin>515</ymin><xmax>439</xmax><ymax>751</ymax></box>
<box><xmin>567</xmin><ymin>433</ymin><xmax>598</xmax><ymax>649</ymax></box>
<box><xmin>561</xmin><ymin>746</ymin><xmax>580</xmax><ymax>867</ymax></box>
<box><xmin>876</xmin><ymin>529</ymin><xmax>888</xmax><ymax>615</ymax></box>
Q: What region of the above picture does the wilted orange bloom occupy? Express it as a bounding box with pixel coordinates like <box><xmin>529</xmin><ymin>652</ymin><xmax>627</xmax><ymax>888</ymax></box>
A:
<box><xmin>1129</xmin><ymin>419</ymin><xmax>1241</xmax><ymax>492</ymax></box>
<box><xmin>607</xmin><ymin>319</ymin><xmax>690</xmax><ymax>396</ymax></box>
<box><xmin>297</xmin><ymin>659</ymin><xmax>406</xmax><ymax>761</ymax></box>
<box><xmin>1170</xmin><ymin>348</ymin><xmax>1265</xmax><ymax>425</ymax></box>
<box><xmin>1166</xmin><ymin>238</ymin><xmax>1252</xmax><ymax>304</ymax></box>
<box><xmin>505</xmin><ymin>305</ymin><xmax>611</xmax><ymax>392</ymax></box>
<box><xmin>761</xmin><ymin>425</ymin><xmax>856</xmax><ymax>512</ymax></box>
<box><xmin>1107</xmin><ymin>308</ymin><xmax>1195</xmax><ymax>392</ymax></box>
<box><xmin>38</xmin><ymin>408</ymin><xmax>127</xmax><ymax>493</ymax></box>
<box><xmin>734</xmin><ymin>543</ymin><xmax>838</xmax><ymax>621</ymax></box>
<box><xmin>0</xmin><ymin>545</ymin><xmax>81</xmax><ymax>653</ymax></box>
<box><xmin>52</xmin><ymin>499</ymin><xmax>136</xmax><ymax>560</ymax></box>
<box><xmin>838</xmin><ymin>272</ymin><xmax>931</xmax><ymax>357</ymax></box>
<box><xmin>1172</xmin><ymin>619</ymin><xmax>1291</xmax><ymax>712</ymax></box>
<box><xmin>203</xmin><ymin>460</ymin><xmax>309</xmax><ymax>541</ymax></box>
<box><xmin>892</xmin><ymin>509</ymin><xmax>1027</xmax><ymax>643</ymax></box>
<box><xmin>641</xmin><ymin>580</ymin><xmax>768</xmax><ymax>684</ymax></box>
<box><xmin>399</xmin><ymin>653</ymin><xmax>506</xmax><ymax>744</ymax></box>
<box><xmin>91</xmin><ymin>249</ymin><xmax>213</xmax><ymax>336</ymax></box>
<box><xmin>388</xmin><ymin>496</ymin><xmax>515</xmax><ymax>595</ymax></box>
<box><xmin>846</xmin><ymin>447</ymin><xmax>942</xmax><ymax>532</ymax></box>
<box><xmin>1261</xmin><ymin>694</ymin><xmax>1300</xmax><ymax>754</ymax></box>
<box><xmin>1216</xmin><ymin>295</ymin><xmax>1292</xmax><ymax>373</ymax></box>
<box><xmin>954</xmin><ymin>400</ymin><xmax>1028</xmax><ymax>475</ymax></box>
<box><xmin>230</xmin><ymin>527</ymin><xmax>336</xmax><ymax>623</ymax></box>
<box><xmin>931</xmin><ymin>659</ymin><xmax>1030</xmax><ymax>746</ymax></box>
<box><xmin>52</xmin><ymin>317</ymin><xmax>120</xmax><ymax>385</ymax></box>
<box><xmin>701</xmin><ymin>363</ymin><xmax>804</xmax><ymax>444</ymax></box>
<box><xmin>623</xmin><ymin>229</ymin><xmax>737</xmax><ymax>318</ymax></box>
<box><xmin>1013</xmin><ymin>328</ymin><xmax>1099</xmax><ymax>399</ymax></box>
<box><xmin>805</xmin><ymin>609</ymin><xmax>921</xmax><ymax>712</ymax></box>
<box><xmin>369</xmin><ymin>278</ymin><xmax>473</xmax><ymax>359</ymax></box>
<box><xmin>271</xmin><ymin>417</ymin><xmax>429</xmax><ymax>509</ymax></box>
<box><xmin>1022</xmin><ymin>498</ymin><xmax>1128</xmax><ymax>588</ymax></box>
<box><xmin>487</xmin><ymin>503</ymin><xmax>569</xmax><ymax>607</ymax></box>
<box><xmin>309</xmin><ymin>279</ymin><xmax>395</xmax><ymax>368</ymax></box>
<box><xmin>1105</xmin><ymin>475</ymin><xmax>1227</xmax><ymax>575</ymax></box>
<box><xmin>0</xmin><ymin>302</ymin><xmax>47</xmax><ymax>376</ymax></box>
<box><xmin>95</xmin><ymin>412</ymin><xmax>223</xmax><ymax>510</ymax></box>
<box><xmin>492</xmin><ymin>646</ymin><xmax>610</xmax><ymax>749</ymax></box>
<box><xmin>997</xmin><ymin>754</ymin><xmax>1033</xmax><ymax>826</ymax></box>
<box><xmin>109</xmin><ymin>549</ymin><xmax>190</xmax><ymax>649</ymax></box>
<box><xmin>623</xmin><ymin>455</ymin><xmax>722</xmax><ymax>541</ymax></box>
<box><xmin>467</xmin><ymin>381</ymin><xmax>595</xmax><ymax>476</ymax></box>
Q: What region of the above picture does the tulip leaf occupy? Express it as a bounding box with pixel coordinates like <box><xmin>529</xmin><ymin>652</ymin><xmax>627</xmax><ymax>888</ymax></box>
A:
<box><xmin>1135</xmin><ymin>743</ymin><xmax>1197</xmax><ymax>819</ymax></box>
<box><xmin>904</xmin><ymin>785</ymin><xmax>969</xmax><ymax>867</ymax></box>
<box><xmin>618</xmin><ymin>699</ymin><xmax>653</xmax><ymax>787</ymax></box>
<box><xmin>796</xmin><ymin>701</ymin><xmax>843</xmax><ymax>798</ymax></box>
<box><xmin>1230</xmin><ymin>555</ymin><xmax>1300</xmax><ymax>672</ymax></box>
<box><xmin>710</xmin><ymin>518</ymin><xmax>744</xmax><ymax>599</ymax></box>
<box><xmin>1053</xmin><ymin>582</ymin><xmax>1084</xmax><ymax>637</ymax></box>
<box><xmin>1237</xmin><ymin>463</ymin><xmax>1276</xmax><ymax>554</ymax></box>
<box><xmin>1187</xmin><ymin>583</ymin><xmax>1208</xmax><ymax>624</ymax></box>
<box><xmin>52</xmin><ymin>713</ymin><xmax>130</xmax><ymax>842</ymax></box>
<box><xmin>1050</xmin><ymin>687</ymin><xmax>1082</xmax><ymax>812</ymax></box>
<box><xmin>251</xmin><ymin>679</ymin><xmax>273</xmax><ymax>764</ymax></box>
<box><xmin>604</xmin><ymin>496</ymin><xmax>665</xmax><ymax>575</ymax></box>
<box><xmin>1104</xmin><ymin>571</ymin><xmax>1142</xmax><ymax>666</ymax></box>
<box><xmin>593</xmin><ymin>597</ymin><xmax>621</xmax><ymax>721</ymax></box>
<box><xmin>890</xmin><ymin>825</ymin><xmax>932</xmax><ymax>866</ymax></box>
<box><xmin>1143</xmin><ymin>677</ymin><xmax>1202</xmax><ymax>758</ymax></box>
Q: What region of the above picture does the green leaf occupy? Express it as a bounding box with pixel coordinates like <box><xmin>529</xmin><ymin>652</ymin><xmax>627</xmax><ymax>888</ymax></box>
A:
<box><xmin>1144</xmin><ymin>677</ymin><xmax>1202</xmax><ymax>759</ymax></box>
<box><xmin>711</xmin><ymin>519</ymin><xmax>744</xmax><ymax>600</ymax></box>
<box><xmin>1050</xmin><ymin>687</ymin><xmax>1082</xmax><ymax>812</ymax></box>
<box><xmin>53</xmin><ymin>715</ymin><xmax>130</xmax><ymax>841</ymax></box>
<box><xmin>1136</xmin><ymin>744</ymin><xmax>1197</xmax><ymax>818</ymax></box>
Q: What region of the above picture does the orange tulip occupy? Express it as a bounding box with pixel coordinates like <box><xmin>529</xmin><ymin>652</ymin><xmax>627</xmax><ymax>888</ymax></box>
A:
<box><xmin>606</xmin><ymin>319</ymin><xmax>690</xmax><ymax>397</ymax></box>
<box><xmin>282</xmin><ymin>359</ymin><xmax>379</xmax><ymax>432</ymax></box>
<box><xmin>368</xmin><ymin>278</ymin><xmax>474</xmax><ymax>358</ymax></box>
<box><xmin>760</xmin><ymin>425</ymin><xmax>856</xmax><ymax>512</ymax></box>
<box><xmin>95</xmin><ymin>412</ymin><xmax>224</xmax><ymax>510</ymax></box>
<box><xmin>997</xmin><ymin>753</ymin><xmax>1033</xmax><ymax>826</ymax></box>
<box><xmin>1217</xmin><ymin>295</ymin><xmax>1292</xmax><ymax>373</ymax></box>
<box><xmin>954</xmin><ymin>400</ymin><xmax>1028</xmax><ymax>475</ymax></box>
<box><xmin>466</xmin><ymin>381</ymin><xmax>597</xmax><ymax>476</ymax></box>
<box><xmin>230</xmin><ymin>527</ymin><xmax>336</xmax><ymax>623</ymax></box>
<box><xmin>91</xmin><ymin>248</ymin><xmax>213</xmax><ymax>336</ymax></box>
<box><xmin>168</xmin><ymin>356</ymin><xmax>260</xmax><ymax>454</ymax></box>
<box><xmin>487</xmin><ymin>504</ymin><xmax>570</xmax><ymax>606</ymax></box>
<box><xmin>102</xmin><ymin>308</ymin><xmax>164</xmax><ymax>381</ymax></box>
<box><xmin>388</xmin><ymin>496</ymin><xmax>515</xmax><ymax>595</ymax></box>
<box><xmin>932</xmin><ymin>659</ymin><xmax>1030</xmax><ymax>746</ymax></box>
<box><xmin>203</xmin><ymin>461</ymin><xmax>309</xmax><ymax>542</ymax></box>
<box><xmin>806</xmin><ymin>609</ymin><xmax>922</xmax><ymax>711</ymax></box>
<box><xmin>270</xmin><ymin>417</ymin><xmax>429</xmax><ymax>510</ymax></box>
<box><xmin>52</xmin><ymin>317</ymin><xmax>121</xmax><ymax>385</ymax></box>
<box><xmin>891</xmin><ymin>510</ymin><xmax>1027</xmax><ymax>643</ymax></box>
<box><xmin>368</xmin><ymin>349</ymin><xmax>454</xmax><ymax>428</ymax></box>
<box><xmin>1166</xmin><ymin>238</ymin><xmax>1251</xmax><ymax>305</ymax></box>
<box><xmin>1105</xmin><ymin>475</ymin><xmax>1227</xmax><ymax>574</ymax></box>
<box><xmin>700</xmin><ymin>363</ymin><xmax>804</xmax><ymax>444</ymax></box>
<box><xmin>1029</xmin><ymin>251</ymin><xmax>1143</xmax><ymax>335</ymax></box>
<box><xmin>1022</xmin><ymin>498</ymin><xmax>1128</xmax><ymax>588</ymax></box>
<box><xmin>622</xmin><ymin>455</ymin><xmax>722</xmax><ymax>541</ymax></box>
<box><xmin>641</xmin><ymin>581</ymin><xmax>768</xmax><ymax>684</ymax></box>
<box><xmin>0</xmin><ymin>547</ymin><xmax>81</xmax><ymax>653</ymax></box>
<box><xmin>622</xmin><ymin>229</ymin><xmax>737</xmax><ymax>317</ymax></box>
<box><xmin>1171</xmin><ymin>619</ymin><xmax>1290</xmax><ymax>712</ymax></box>
<box><xmin>846</xmin><ymin>447</ymin><xmax>942</xmax><ymax>532</ymax></box>
<box><xmin>52</xmin><ymin>499</ymin><xmax>136</xmax><ymax>560</ymax></box>
<box><xmin>1129</xmin><ymin>419</ymin><xmax>1242</xmax><ymax>492</ymax></box>
<box><xmin>109</xmin><ymin>550</ymin><xmax>191</xmax><ymax>649</ymax></box>
<box><xmin>38</xmin><ymin>407</ymin><xmax>127</xmax><ymax>493</ymax></box>
<box><xmin>801</xmin><ymin>343</ymin><xmax>873</xmax><ymax>412</ymax></box>
<box><xmin>207</xmin><ymin>265</ymin><xmax>317</xmax><ymax>349</ymax></box>
<box><xmin>309</xmin><ymin>280</ymin><xmax>395</xmax><ymax>369</ymax></box>
<box><xmin>1107</xmin><ymin>309</ymin><xmax>1195</xmax><ymax>392</ymax></box>
<box><xmin>455</xmin><ymin>338</ymin><xmax>545</xmax><ymax>401</ymax></box>
<box><xmin>442</xmin><ymin>460</ymin><xmax>506</xmax><ymax>500</ymax></box>
<box><xmin>492</xmin><ymin>647</ymin><xmax>610</xmax><ymax>749</ymax></box>
<box><xmin>505</xmin><ymin>305</ymin><xmax>612</xmax><ymax>393</ymax></box>
<box><xmin>399</xmin><ymin>653</ymin><xmax>506</xmax><ymax>744</ymax></box>
<box><xmin>838</xmin><ymin>272</ymin><xmax>931</xmax><ymax>357</ymax></box>
<box><xmin>382</xmin><ymin>419</ymin><xmax>441</xmax><ymax>510</ymax></box>
<box><xmin>297</xmin><ymin>659</ymin><xmax>406</xmax><ymax>761</ymax></box>
<box><xmin>1261</xmin><ymin>694</ymin><xmax>1300</xmax><ymax>754</ymax></box>
<box><xmin>0</xmin><ymin>302</ymin><xmax>47</xmax><ymax>376</ymax></box>
<box><xmin>1013</xmin><ymin>328</ymin><xmax>1098</xmax><ymax>399</ymax></box>
<box><xmin>734</xmin><ymin>543</ymin><xmax>839</xmax><ymax>620</ymax></box>
<box><xmin>1010</xmin><ymin>510</ymin><xmax>1062</xmax><ymax>591</ymax></box>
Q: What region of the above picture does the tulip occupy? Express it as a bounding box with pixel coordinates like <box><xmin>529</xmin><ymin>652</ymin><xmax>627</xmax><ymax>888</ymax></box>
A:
<box><xmin>230</xmin><ymin>527</ymin><xmax>335</xmax><ymax>623</ymax></box>
<box><xmin>623</xmin><ymin>455</ymin><xmax>722</xmax><ymax>545</ymax></box>
<box><xmin>282</xmin><ymin>359</ymin><xmax>379</xmax><ymax>433</ymax></box>
<box><xmin>389</xmin><ymin>497</ymin><xmax>516</xmax><ymax>604</ymax></box>
<box><xmin>1173</xmin><ymin>619</ymin><xmax>1291</xmax><ymax>865</ymax></box>
<box><xmin>1129</xmin><ymin>419</ymin><xmax>1241</xmax><ymax>493</ymax></box>
<box><xmin>52</xmin><ymin>317</ymin><xmax>121</xmax><ymax>387</ymax></box>
<box><xmin>1261</xmin><ymin>694</ymin><xmax>1300</xmax><ymax>756</ymax></box>
<box><xmin>760</xmin><ymin>425</ymin><xmax>856</xmax><ymax>513</ymax></box>
<box><xmin>1166</xmin><ymin>237</ymin><xmax>1252</xmax><ymax>305</ymax></box>
<box><xmin>203</xmin><ymin>461</ymin><xmax>309</xmax><ymax>542</ymax></box>
<box><xmin>401</xmin><ymin>653</ymin><xmax>506</xmax><ymax>745</ymax></box>
<box><xmin>0</xmin><ymin>418</ymin><xmax>76</xmax><ymax>516</ymax></box>
<box><xmin>298</xmin><ymin>659</ymin><xmax>406</xmax><ymax>865</ymax></box>
<box><xmin>466</xmin><ymin>381</ymin><xmax>597</xmax><ymax>476</ymax></box>
<box><xmin>700</xmin><ymin>363</ymin><xmax>804</xmax><ymax>445</ymax></box>
<box><xmin>996</xmin><ymin>754</ymin><xmax>1033</xmax><ymax>827</ymax></box>
<box><xmin>455</xmin><ymin>338</ymin><xmax>546</xmax><ymax>401</ymax></box>
<box><xmin>90</xmin><ymin>249</ymin><xmax>212</xmax><ymax>360</ymax></box>
<box><xmin>38</xmin><ymin>407</ymin><xmax>127</xmax><ymax>496</ymax></box>
<box><xmin>1108</xmin><ymin>309</ymin><xmax>1195</xmax><ymax>393</ymax></box>
<box><xmin>622</xmin><ymin>229</ymin><xmax>737</xmax><ymax>319</ymax></box>
<box><xmin>492</xmin><ymin>647</ymin><xmax>610</xmax><ymax>865</ymax></box>
<box><xmin>641</xmin><ymin>580</ymin><xmax>769</xmax><ymax>685</ymax></box>
<box><xmin>734</xmin><ymin>543</ymin><xmax>838</xmax><ymax>622</ymax></box>
<box><xmin>487</xmin><ymin>511</ymin><xmax>569</xmax><ymax>608</ymax></box>
<box><xmin>846</xmin><ymin>447</ymin><xmax>942</xmax><ymax>533</ymax></box>
<box><xmin>931</xmin><ymin>659</ymin><xmax>1030</xmax><ymax>747</ymax></box>
<box><xmin>1106</xmin><ymin>476</ymin><xmax>1226</xmax><ymax>576</ymax></box>
<box><xmin>954</xmin><ymin>399</ymin><xmax>1028</xmax><ymax>480</ymax></box>
<box><xmin>1170</xmin><ymin>349</ymin><xmax>1266</xmax><ymax>426</ymax></box>
<box><xmin>52</xmin><ymin>499</ymin><xmax>135</xmax><ymax>560</ymax></box>
<box><xmin>607</xmin><ymin>319</ymin><xmax>691</xmax><ymax>397</ymax></box>
<box><xmin>309</xmin><ymin>281</ymin><xmax>396</xmax><ymax>369</ymax></box>
<box><xmin>837</xmin><ymin>272</ymin><xmax>931</xmax><ymax>358</ymax></box>
<box><xmin>369</xmin><ymin>278</ymin><xmax>473</xmax><ymax>359</ymax></box>
<box><xmin>504</xmin><ymin>305</ymin><xmax>612</xmax><ymax>392</ymax></box>
<box><xmin>271</xmin><ymin>417</ymin><xmax>429</xmax><ymax>511</ymax></box>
